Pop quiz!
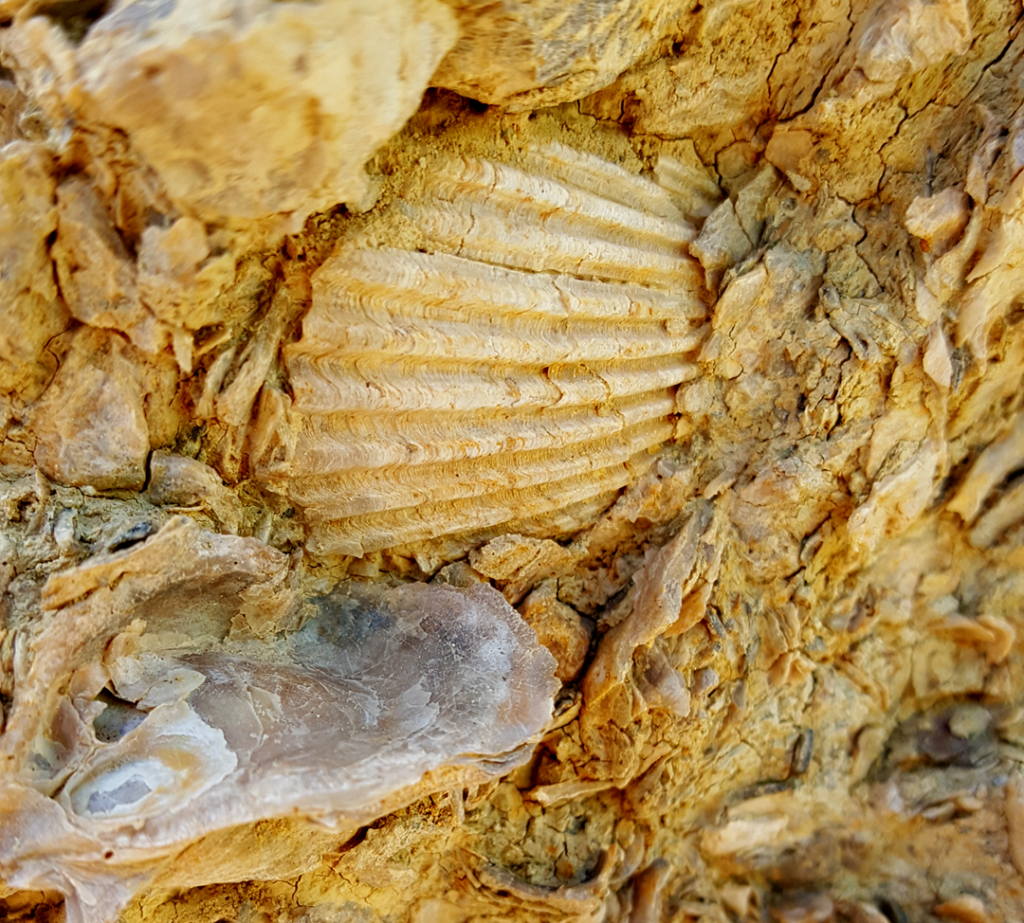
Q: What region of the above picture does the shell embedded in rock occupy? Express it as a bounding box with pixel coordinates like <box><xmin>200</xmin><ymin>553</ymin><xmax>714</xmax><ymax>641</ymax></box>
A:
<box><xmin>262</xmin><ymin>143</ymin><xmax>707</xmax><ymax>556</ymax></box>
<box><xmin>0</xmin><ymin>519</ymin><xmax>558</xmax><ymax>923</ymax></box>
<box><xmin>60</xmin><ymin>700</ymin><xmax>237</xmax><ymax>827</ymax></box>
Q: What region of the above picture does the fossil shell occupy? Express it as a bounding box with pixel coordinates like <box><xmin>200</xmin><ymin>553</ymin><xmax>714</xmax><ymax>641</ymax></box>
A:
<box><xmin>52</xmin><ymin>581</ymin><xmax>556</xmax><ymax>845</ymax></box>
<box><xmin>60</xmin><ymin>700</ymin><xmax>237</xmax><ymax>827</ymax></box>
<box><xmin>0</xmin><ymin>519</ymin><xmax>558</xmax><ymax>923</ymax></box>
<box><xmin>262</xmin><ymin>144</ymin><xmax>707</xmax><ymax>556</ymax></box>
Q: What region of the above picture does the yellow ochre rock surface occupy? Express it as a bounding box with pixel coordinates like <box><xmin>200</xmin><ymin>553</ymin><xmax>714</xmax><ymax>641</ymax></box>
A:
<box><xmin>1</xmin><ymin>1</ymin><xmax>1024</xmax><ymax>922</ymax></box>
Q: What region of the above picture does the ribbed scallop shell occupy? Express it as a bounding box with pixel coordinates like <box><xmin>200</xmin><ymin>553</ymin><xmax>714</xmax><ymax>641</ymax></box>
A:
<box><xmin>266</xmin><ymin>143</ymin><xmax>707</xmax><ymax>556</ymax></box>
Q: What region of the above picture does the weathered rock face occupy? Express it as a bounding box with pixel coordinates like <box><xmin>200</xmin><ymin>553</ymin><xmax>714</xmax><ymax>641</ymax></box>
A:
<box><xmin>3</xmin><ymin>1</ymin><xmax>1024</xmax><ymax>922</ymax></box>
<box><xmin>0</xmin><ymin>143</ymin><xmax>66</xmax><ymax>400</ymax></box>
<box><xmin>432</xmin><ymin>0</ymin><xmax>690</xmax><ymax>109</ymax></box>
<box><xmin>66</xmin><ymin>0</ymin><xmax>459</xmax><ymax>223</ymax></box>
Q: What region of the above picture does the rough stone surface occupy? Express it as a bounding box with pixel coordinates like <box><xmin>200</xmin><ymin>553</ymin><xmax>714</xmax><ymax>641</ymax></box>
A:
<box><xmin>66</xmin><ymin>0</ymin><xmax>459</xmax><ymax>222</ymax></box>
<box><xmin>0</xmin><ymin>143</ymin><xmax>66</xmax><ymax>400</ymax></box>
<box><xmin>433</xmin><ymin>0</ymin><xmax>690</xmax><ymax>109</ymax></box>
<box><xmin>30</xmin><ymin>329</ymin><xmax>153</xmax><ymax>491</ymax></box>
<box><xmin>517</xmin><ymin>581</ymin><xmax>593</xmax><ymax>683</ymax></box>
<box><xmin>2</xmin><ymin>1</ymin><xmax>1024</xmax><ymax>922</ymax></box>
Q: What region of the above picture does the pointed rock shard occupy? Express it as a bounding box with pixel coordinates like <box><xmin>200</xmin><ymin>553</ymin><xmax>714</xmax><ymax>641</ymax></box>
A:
<box><xmin>583</xmin><ymin>500</ymin><xmax>718</xmax><ymax>714</ymax></box>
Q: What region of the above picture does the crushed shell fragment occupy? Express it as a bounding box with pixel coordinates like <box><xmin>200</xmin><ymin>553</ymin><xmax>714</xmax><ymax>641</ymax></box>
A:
<box><xmin>262</xmin><ymin>144</ymin><xmax>706</xmax><ymax>556</ymax></box>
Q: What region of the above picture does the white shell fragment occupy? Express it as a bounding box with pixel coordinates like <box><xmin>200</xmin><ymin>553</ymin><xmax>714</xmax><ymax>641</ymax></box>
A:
<box><xmin>61</xmin><ymin>701</ymin><xmax>236</xmax><ymax>826</ymax></box>
<box><xmin>0</xmin><ymin>520</ymin><xmax>558</xmax><ymax>923</ymax></box>
<box><xmin>263</xmin><ymin>144</ymin><xmax>707</xmax><ymax>556</ymax></box>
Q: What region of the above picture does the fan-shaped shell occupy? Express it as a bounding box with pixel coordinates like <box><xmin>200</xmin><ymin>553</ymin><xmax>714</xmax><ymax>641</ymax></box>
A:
<box><xmin>262</xmin><ymin>143</ymin><xmax>707</xmax><ymax>556</ymax></box>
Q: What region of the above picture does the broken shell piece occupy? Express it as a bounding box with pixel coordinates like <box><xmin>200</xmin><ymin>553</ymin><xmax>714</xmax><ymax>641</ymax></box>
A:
<box><xmin>700</xmin><ymin>815</ymin><xmax>790</xmax><ymax>856</ymax></box>
<box><xmin>846</xmin><ymin>439</ymin><xmax>942</xmax><ymax>558</ymax></box>
<box><xmin>583</xmin><ymin>502</ymin><xmax>716</xmax><ymax>711</ymax></box>
<box><xmin>146</xmin><ymin>452</ymin><xmax>225</xmax><ymax>506</ymax></box>
<box><xmin>654</xmin><ymin>149</ymin><xmax>723</xmax><ymax>220</ymax></box>
<box><xmin>948</xmin><ymin>413</ymin><xmax>1024</xmax><ymax>523</ymax></box>
<box><xmin>431</xmin><ymin>2</ymin><xmax>684</xmax><ymax>110</ymax></box>
<box><xmin>629</xmin><ymin>860</ymin><xmax>671</xmax><ymax>923</ymax></box>
<box><xmin>772</xmin><ymin>894</ymin><xmax>834</xmax><ymax>923</ymax></box>
<box><xmin>933</xmin><ymin>895</ymin><xmax>990</xmax><ymax>923</ymax></box>
<box><xmin>977</xmin><ymin>614</ymin><xmax>1016</xmax><ymax>664</ymax></box>
<box><xmin>1006</xmin><ymin>771</ymin><xmax>1024</xmax><ymax>876</ymax></box>
<box><xmin>923</xmin><ymin>324</ymin><xmax>954</xmax><ymax>389</ymax></box>
<box><xmin>105</xmin><ymin>639</ymin><xmax>206</xmax><ymax>709</ymax></box>
<box><xmin>31</xmin><ymin>328</ymin><xmax>151</xmax><ymax>491</ymax></box>
<box><xmin>818</xmin><ymin>0</ymin><xmax>972</xmax><ymax>112</ymax></box>
<box><xmin>859</xmin><ymin>0</ymin><xmax>971</xmax><ymax>86</ymax></box>
<box><xmin>61</xmin><ymin>701</ymin><xmax>235</xmax><ymax>826</ymax></box>
<box><xmin>0</xmin><ymin>518</ymin><xmax>558</xmax><ymax>923</ymax></box>
<box><xmin>518</xmin><ymin>583</ymin><xmax>593</xmax><ymax>683</ymax></box>
<box><xmin>956</xmin><ymin>210</ymin><xmax>1024</xmax><ymax>354</ymax></box>
<box><xmin>636</xmin><ymin>642</ymin><xmax>691</xmax><ymax>716</ymax></box>
<box><xmin>261</xmin><ymin>144</ymin><xmax>706</xmax><ymax>557</ymax></box>
<box><xmin>904</xmin><ymin>187</ymin><xmax>970</xmax><ymax>252</ymax></box>
<box><xmin>969</xmin><ymin>477</ymin><xmax>1024</xmax><ymax>548</ymax></box>
<box><xmin>137</xmin><ymin>218</ymin><xmax>215</xmax><ymax>330</ymax></box>
<box><xmin>948</xmin><ymin>703</ymin><xmax>991</xmax><ymax>740</ymax></box>
<box><xmin>690</xmin><ymin>199</ymin><xmax>752</xmax><ymax>274</ymax></box>
<box><xmin>721</xmin><ymin>883</ymin><xmax>758</xmax><ymax>920</ymax></box>
<box><xmin>146</xmin><ymin>451</ymin><xmax>242</xmax><ymax>532</ymax></box>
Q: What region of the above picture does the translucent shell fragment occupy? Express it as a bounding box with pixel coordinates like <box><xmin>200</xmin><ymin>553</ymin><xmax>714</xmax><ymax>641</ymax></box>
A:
<box><xmin>0</xmin><ymin>520</ymin><xmax>558</xmax><ymax>923</ymax></box>
<box><xmin>60</xmin><ymin>701</ymin><xmax>236</xmax><ymax>826</ymax></box>
<box><xmin>266</xmin><ymin>143</ymin><xmax>707</xmax><ymax>556</ymax></box>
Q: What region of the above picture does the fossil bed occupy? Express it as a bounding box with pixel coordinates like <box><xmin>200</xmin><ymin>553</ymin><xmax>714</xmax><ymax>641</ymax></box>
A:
<box><xmin>2</xmin><ymin>1</ymin><xmax>1024</xmax><ymax>922</ymax></box>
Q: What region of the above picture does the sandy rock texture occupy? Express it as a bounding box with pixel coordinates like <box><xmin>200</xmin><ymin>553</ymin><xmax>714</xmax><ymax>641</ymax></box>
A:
<box><xmin>432</xmin><ymin>0</ymin><xmax>690</xmax><ymax>109</ymax></box>
<box><xmin>3</xmin><ymin>0</ymin><xmax>1024</xmax><ymax>922</ymax></box>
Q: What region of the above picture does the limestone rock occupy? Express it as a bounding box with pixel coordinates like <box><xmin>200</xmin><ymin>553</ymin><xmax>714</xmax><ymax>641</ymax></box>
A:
<box><xmin>146</xmin><ymin>452</ymin><xmax>242</xmax><ymax>533</ymax></box>
<box><xmin>819</xmin><ymin>0</ymin><xmax>971</xmax><ymax>109</ymax></box>
<box><xmin>690</xmin><ymin>199</ymin><xmax>752</xmax><ymax>274</ymax></box>
<box><xmin>3</xmin><ymin>1</ymin><xmax>1024</xmax><ymax>922</ymax></box>
<box><xmin>30</xmin><ymin>329</ymin><xmax>152</xmax><ymax>491</ymax></box>
<box><xmin>518</xmin><ymin>582</ymin><xmax>593</xmax><ymax>683</ymax></box>
<box><xmin>0</xmin><ymin>143</ymin><xmax>67</xmax><ymax>399</ymax></box>
<box><xmin>68</xmin><ymin>0</ymin><xmax>459</xmax><ymax>222</ymax></box>
<box><xmin>904</xmin><ymin>187</ymin><xmax>971</xmax><ymax>251</ymax></box>
<box><xmin>432</xmin><ymin>0</ymin><xmax>690</xmax><ymax>109</ymax></box>
<box><xmin>137</xmin><ymin>217</ymin><xmax>233</xmax><ymax>332</ymax></box>
<box><xmin>0</xmin><ymin>77</ymin><xmax>28</xmax><ymax>145</ymax></box>
<box><xmin>582</xmin><ymin>0</ymin><xmax>796</xmax><ymax>138</ymax></box>
<box><xmin>52</xmin><ymin>176</ymin><xmax>150</xmax><ymax>347</ymax></box>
